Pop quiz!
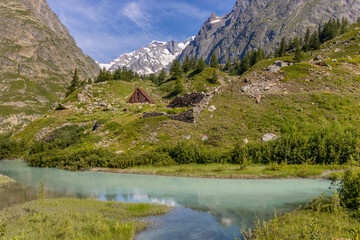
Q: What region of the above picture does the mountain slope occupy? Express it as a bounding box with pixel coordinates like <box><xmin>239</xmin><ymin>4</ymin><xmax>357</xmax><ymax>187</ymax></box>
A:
<box><xmin>11</xmin><ymin>22</ymin><xmax>360</xmax><ymax>158</ymax></box>
<box><xmin>99</xmin><ymin>37</ymin><xmax>194</xmax><ymax>75</ymax></box>
<box><xmin>179</xmin><ymin>0</ymin><xmax>360</xmax><ymax>63</ymax></box>
<box><xmin>0</xmin><ymin>0</ymin><xmax>99</xmax><ymax>116</ymax></box>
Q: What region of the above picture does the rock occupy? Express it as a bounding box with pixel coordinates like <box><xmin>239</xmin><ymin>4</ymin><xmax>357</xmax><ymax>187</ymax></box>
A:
<box><xmin>184</xmin><ymin>135</ymin><xmax>191</xmax><ymax>140</ymax></box>
<box><xmin>241</xmin><ymin>85</ymin><xmax>250</xmax><ymax>92</ymax></box>
<box><xmin>255</xmin><ymin>95</ymin><xmax>262</xmax><ymax>104</ymax></box>
<box><xmin>116</xmin><ymin>150</ymin><xmax>124</xmax><ymax>154</ymax></box>
<box><xmin>274</xmin><ymin>60</ymin><xmax>288</xmax><ymax>68</ymax></box>
<box><xmin>51</xmin><ymin>103</ymin><xmax>67</xmax><ymax>110</ymax></box>
<box><xmin>201</xmin><ymin>135</ymin><xmax>209</xmax><ymax>141</ymax></box>
<box><xmin>332</xmin><ymin>59</ymin><xmax>337</xmax><ymax>62</ymax></box>
<box><xmin>347</xmin><ymin>55</ymin><xmax>352</xmax><ymax>60</ymax></box>
<box><xmin>123</xmin><ymin>107</ymin><xmax>130</xmax><ymax>112</ymax></box>
<box><xmin>334</xmin><ymin>48</ymin><xmax>341</xmax><ymax>53</ymax></box>
<box><xmin>243</xmin><ymin>138</ymin><xmax>249</xmax><ymax>144</ymax></box>
<box><xmin>92</xmin><ymin>121</ymin><xmax>102</xmax><ymax>131</ymax></box>
<box><xmin>262</xmin><ymin>133</ymin><xmax>279</xmax><ymax>142</ymax></box>
<box><xmin>315</xmin><ymin>61</ymin><xmax>328</xmax><ymax>67</ymax></box>
<box><xmin>268</xmin><ymin>65</ymin><xmax>281</xmax><ymax>73</ymax></box>
<box><xmin>263</xmin><ymin>86</ymin><xmax>271</xmax><ymax>91</ymax></box>
<box><xmin>208</xmin><ymin>105</ymin><xmax>217</xmax><ymax>112</ymax></box>
<box><xmin>168</xmin><ymin>92</ymin><xmax>206</xmax><ymax>108</ymax></box>
<box><xmin>314</xmin><ymin>55</ymin><xmax>323</xmax><ymax>61</ymax></box>
<box><xmin>143</xmin><ymin>112</ymin><xmax>165</xmax><ymax>118</ymax></box>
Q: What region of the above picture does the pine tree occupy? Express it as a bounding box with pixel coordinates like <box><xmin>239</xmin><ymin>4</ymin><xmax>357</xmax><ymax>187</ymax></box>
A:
<box><xmin>208</xmin><ymin>69</ymin><xmax>219</xmax><ymax>84</ymax></box>
<box><xmin>210</xmin><ymin>52</ymin><xmax>219</xmax><ymax>69</ymax></box>
<box><xmin>158</xmin><ymin>68</ymin><xmax>167</xmax><ymax>85</ymax></box>
<box><xmin>173</xmin><ymin>77</ymin><xmax>184</xmax><ymax>95</ymax></box>
<box><xmin>278</xmin><ymin>37</ymin><xmax>287</xmax><ymax>57</ymax></box>
<box><xmin>170</xmin><ymin>59</ymin><xmax>183</xmax><ymax>78</ymax></box>
<box><xmin>224</xmin><ymin>58</ymin><xmax>231</xmax><ymax>71</ymax></box>
<box><xmin>304</xmin><ymin>28</ymin><xmax>311</xmax><ymax>51</ymax></box>
<box><xmin>196</xmin><ymin>57</ymin><xmax>206</xmax><ymax>72</ymax></box>
<box><xmin>66</xmin><ymin>69</ymin><xmax>80</xmax><ymax>97</ymax></box>
<box><xmin>149</xmin><ymin>73</ymin><xmax>158</xmax><ymax>85</ymax></box>
<box><xmin>310</xmin><ymin>31</ymin><xmax>321</xmax><ymax>50</ymax></box>
<box><xmin>190</xmin><ymin>57</ymin><xmax>197</xmax><ymax>70</ymax></box>
<box><xmin>358</xmin><ymin>17</ymin><xmax>360</xmax><ymax>23</ymax></box>
<box><xmin>341</xmin><ymin>17</ymin><xmax>348</xmax><ymax>34</ymax></box>
<box><xmin>294</xmin><ymin>44</ymin><xmax>304</xmax><ymax>63</ymax></box>
<box><xmin>182</xmin><ymin>56</ymin><xmax>191</xmax><ymax>73</ymax></box>
<box><xmin>238</xmin><ymin>54</ymin><xmax>250</xmax><ymax>75</ymax></box>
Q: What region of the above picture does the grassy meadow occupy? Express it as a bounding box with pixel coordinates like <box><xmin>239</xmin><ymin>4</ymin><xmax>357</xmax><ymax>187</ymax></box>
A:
<box><xmin>0</xmin><ymin>198</ymin><xmax>170</xmax><ymax>240</ymax></box>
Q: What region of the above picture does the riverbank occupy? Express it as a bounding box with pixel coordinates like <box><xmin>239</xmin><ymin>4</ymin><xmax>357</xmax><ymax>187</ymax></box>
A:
<box><xmin>0</xmin><ymin>174</ymin><xmax>15</xmax><ymax>185</ymax></box>
<box><xmin>0</xmin><ymin>198</ymin><xmax>170</xmax><ymax>240</ymax></box>
<box><xmin>91</xmin><ymin>163</ymin><xmax>349</xmax><ymax>180</ymax></box>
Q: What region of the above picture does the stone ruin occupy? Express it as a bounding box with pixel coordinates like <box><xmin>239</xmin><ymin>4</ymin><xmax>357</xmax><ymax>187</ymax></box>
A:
<box><xmin>167</xmin><ymin>92</ymin><xmax>206</xmax><ymax>108</ymax></box>
<box><xmin>143</xmin><ymin>109</ymin><xmax>195</xmax><ymax>123</ymax></box>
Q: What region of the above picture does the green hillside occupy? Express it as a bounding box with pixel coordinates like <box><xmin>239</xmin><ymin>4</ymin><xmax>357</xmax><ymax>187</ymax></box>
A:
<box><xmin>2</xmin><ymin>22</ymin><xmax>360</xmax><ymax>172</ymax></box>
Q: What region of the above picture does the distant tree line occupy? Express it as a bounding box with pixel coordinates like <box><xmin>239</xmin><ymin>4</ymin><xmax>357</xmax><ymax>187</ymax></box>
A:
<box><xmin>275</xmin><ymin>17</ymin><xmax>349</xmax><ymax>58</ymax></box>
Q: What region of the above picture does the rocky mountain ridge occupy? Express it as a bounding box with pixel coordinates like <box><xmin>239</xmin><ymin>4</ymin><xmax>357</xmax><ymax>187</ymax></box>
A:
<box><xmin>179</xmin><ymin>0</ymin><xmax>360</xmax><ymax>63</ymax></box>
<box><xmin>0</xmin><ymin>0</ymin><xmax>99</xmax><ymax>117</ymax></box>
<box><xmin>99</xmin><ymin>37</ymin><xmax>195</xmax><ymax>75</ymax></box>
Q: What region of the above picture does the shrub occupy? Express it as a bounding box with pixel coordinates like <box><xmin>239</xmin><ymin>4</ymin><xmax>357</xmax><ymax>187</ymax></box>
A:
<box><xmin>337</xmin><ymin>169</ymin><xmax>360</xmax><ymax>209</ymax></box>
<box><xmin>0</xmin><ymin>133</ymin><xmax>27</xmax><ymax>159</ymax></box>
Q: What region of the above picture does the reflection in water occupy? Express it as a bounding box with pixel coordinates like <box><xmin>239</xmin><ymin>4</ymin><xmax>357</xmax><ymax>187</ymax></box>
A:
<box><xmin>0</xmin><ymin>160</ymin><xmax>332</xmax><ymax>240</ymax></box>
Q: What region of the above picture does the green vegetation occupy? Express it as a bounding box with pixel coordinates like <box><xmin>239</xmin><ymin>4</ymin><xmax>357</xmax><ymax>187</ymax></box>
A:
<box><xmin>0</xmin><ymin>174</ymin><xmax>15</xmax><ymax>185</ymax></box>
<box><xmin>242</xmin><ymin>169</ymin><xmax>360</xmax><ymax>239</ymax></box>
<box><xmin>93</xmin><ymin>163</ymin><xmax>347</xmax><ymax>179</ymax></box>
<box><xmin>0</xmin><ymin>198</ymin><xmax>169</xmax><ymax>240</ymax></box>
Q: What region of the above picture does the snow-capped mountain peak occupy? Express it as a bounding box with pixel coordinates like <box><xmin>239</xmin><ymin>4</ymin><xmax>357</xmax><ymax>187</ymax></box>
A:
<box><xmin>98</xmin><ymin>37</ymin><xmax>195</xmax><ymax>75</ymax></box>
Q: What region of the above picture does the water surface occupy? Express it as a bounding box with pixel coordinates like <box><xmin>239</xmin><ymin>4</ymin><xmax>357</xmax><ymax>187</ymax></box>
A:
<box><xmin>0</xmin><ymin>160</ymin><xmax>332</xmax><ymax>240</ymax></box>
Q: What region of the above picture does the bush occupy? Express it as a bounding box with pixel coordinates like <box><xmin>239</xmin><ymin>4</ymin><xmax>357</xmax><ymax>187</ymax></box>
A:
<box><xmin>0</xmin><ymin>133</ymin><xmax>27</xmax><ymax>159</ymax></box>
<box><xmin>229</xmin><ymin>125</ymin><xmax>360</xmax><ymax>165</ymax></box>
<box><xmin>337</xmin><ymin>169</ymin><xmax>360</xmax><ymax>209</ymax></box>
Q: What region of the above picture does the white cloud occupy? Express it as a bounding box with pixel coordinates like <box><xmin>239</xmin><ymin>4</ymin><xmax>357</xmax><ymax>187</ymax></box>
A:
<box><xmin>122</xmin><ymin>2</ymin><xmax>152</xmax><ymax>29</ymax></box>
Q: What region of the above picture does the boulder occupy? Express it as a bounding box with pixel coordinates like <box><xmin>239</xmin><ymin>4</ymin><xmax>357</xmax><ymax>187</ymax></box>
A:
<box><xmin>268</xmin><ymin>65</ymin><xmax>281</xmax><ymax>73</ymax></box>
<box><xmin>241</xmin><ymin>85</ymin><xmax>250</xmax><ymax>92</ymax></box>
<box><xmin>201</xmin><ymin>135</ymin><xmax>209</xmax><ymax>141</ymax></box>
<box><xmin>208</xmin><ymin>105</ymin><xmax>217</xmax><ymax>112</ymax></box>
<box><xmin>314</xmin><ymin>55</ymin><xmax>323</xmax><ymax>61</ymax></box>
<box><xmin>262</xmin><ymin>133</ymin><xmax>279</xmax><ymax>142</ymax></box>
<box><xmin>274</xmin><ymin>60</ymin><xmax>288</xmax><ymax>68</ymax></box>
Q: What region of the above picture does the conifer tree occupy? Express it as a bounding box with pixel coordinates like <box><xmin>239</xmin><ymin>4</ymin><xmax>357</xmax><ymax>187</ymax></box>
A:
<box><xmin>173</xmin><ymin>77</ymin><xmax>184</xmax><ymax>95</ymax></box>
<box><xmin>208</xmin><ymin>69</ymin><xmax>219</xmax><ymax>84</ymax></box>
<box><xmin>224</xmin><ymin>58</ymin><xmax>231</xmax><ymax>71</ymax></box>
<box><xmin>170</xmin><ymin>59</ymin><xmax>183</xmax><ymax>78</ymax></box>
<box><xmin>278</xmin><ymin>37</ymin><xmax>287</xmax><ymax>57</ymax></box>
<box><xmin>304</xmin><ymin>28</ymin><xmax>311</xmax><ymax>51</ymax></box>
<box><xmin>149</xmin><ymin>73</ymin><xmax>158</xmax><ymax>85</ymax></box>
<box><xmin>182</xmin><ymin>56</ymin><xmax>191</xmax><ymax>73</ymax></box>
<box><xmin>238</xmin><ymin>54</ymin><xmax>250</xmax><ymax>75</ymax></box>
<box><xmin>158</xmin><ymin>68</ymin><xmax>167</xmax><ymax>84</ymax></box>
<box><xmin>294</xmin><ymin>44</ymin><xmax>304</xmax><ymax>62</ymax></box>
<box><xmin>310</xmin><ymin>31</ymin><xmax>321</xmax><ymax>50</ymax></box>
<box><xmin>190</xmin><ymin>57</ymin><xmax>197</xmax><ymax>70</ymax></box>
<box><xmin>196</xmin><ymin>57</ymin><xmax>206</xmax><ymax>72</ymax></box>
<box><xmin>210</xmin><ymin>52</ymin><xmax>219</xmax><ymax>69</ymax></box>
<box><xmin>66</xmin><ymin>69</ymin><xmax>80</xmax><ymax>97</ymax></box>
<box><xmin>358</xmin><ymin>17</ymin><xmax>360</xmax><ymax>23</ymax></box>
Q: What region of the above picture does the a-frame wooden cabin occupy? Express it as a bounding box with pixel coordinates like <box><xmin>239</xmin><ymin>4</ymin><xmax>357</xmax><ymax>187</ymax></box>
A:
<box><xmin>127</xmin><ymin>87</ymin><xmax>156</xmax><ymax>104</ymax></box>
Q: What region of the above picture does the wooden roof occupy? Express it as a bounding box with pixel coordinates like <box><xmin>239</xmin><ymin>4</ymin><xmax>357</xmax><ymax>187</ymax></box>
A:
<box><xmin>128</xmin><ymin>87</ymin><xmax>156</xmax><ymax>104</ymax></box>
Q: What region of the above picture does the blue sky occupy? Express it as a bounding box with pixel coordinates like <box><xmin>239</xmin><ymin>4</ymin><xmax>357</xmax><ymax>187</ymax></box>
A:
<box><xmin>47</xmin><ymin>0</ymin><xmax>235</xmax><ymax>63</ymax></box>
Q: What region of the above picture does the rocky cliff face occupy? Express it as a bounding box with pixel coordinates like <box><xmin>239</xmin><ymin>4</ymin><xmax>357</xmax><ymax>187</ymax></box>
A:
<box><xmin>0</xmin><ymin>0</ymin><xmax>99</xmax><ymax>116</ymax></box>
<box><xmin>99</xmin><ymin>37</ymin><xmax>195</xmax><ymax>75</ymax></box>
<box><xmin>179</xmin><ymin>0</ymin><xmax>360</xmax><ymax>63</ymax></box>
